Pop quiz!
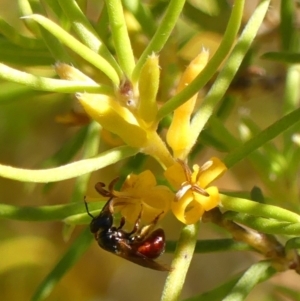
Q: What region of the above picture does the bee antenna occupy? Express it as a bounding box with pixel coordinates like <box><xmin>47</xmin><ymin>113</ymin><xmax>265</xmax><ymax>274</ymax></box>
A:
<box><xmin>84</xmin><ymin>197</ymin><xmax>95</xmax><ymax>219</ymax></box>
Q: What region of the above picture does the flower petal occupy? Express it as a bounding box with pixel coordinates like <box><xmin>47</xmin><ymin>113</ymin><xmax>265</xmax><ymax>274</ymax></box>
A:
<box><xmin>197</xmin><ymin>157</ymin><xmax>227</xmax><ymax>188</ymax></box>
<box><xmin>166</xmin><ymin>50</ymin><xmax>209</xmax><ymax>159</ymax></box>
<box><xmin>134</xmin><ymin>186</ymin><xmax>173</xmax><ymax>223</ymax></box>
<box><xmin>122</xmin><ymin>170</ymin><xmax>157</xmax><ymax>193</ymax></box>
<box><xmin>193</xmin><ymin>186</ymin><xmax>220</xmax><ymax>211</ymax></box>
<box><xmin>77</xmin><ymin>93</ymin><xmax>147</xmax><ymax>147</ymax></box>
<box><xmin>139</xmin><ymin>197</ymin><xmax>168</xmax><ymax>223</ymax></box>
<box><xmin>113</xmin><ymin>198</ymin><xmax>142</xmax><ymax>224</ymax></box>
<box><xmin>114</xmin><ymin>170</ymin><xmax>173</xmax><ymax>223</ymax></box>
<box><xmin>172</xmin><ymin>190</ymin><xmax>205</xmax><ymax>224</ymax></box>
<box><xmin>164</xmin><ymin>161</ymin><xmax>186</xmax><ymax>189</ymax></box>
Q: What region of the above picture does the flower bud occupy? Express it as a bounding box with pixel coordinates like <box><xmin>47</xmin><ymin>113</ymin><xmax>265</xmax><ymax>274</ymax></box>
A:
<box><xmin>138</xmin><ymin>54</ymin><xmax>159</xmax><ymax>124</ymax></box>
<box><xmin>167</xmin><ymin>50</ymin><xmax>209</xmax><ymax>159</ymax></box>
<box><xmin>77</xmin><ymin>93</ymin><xmax>147</xmax><ymax>147</ymax></box>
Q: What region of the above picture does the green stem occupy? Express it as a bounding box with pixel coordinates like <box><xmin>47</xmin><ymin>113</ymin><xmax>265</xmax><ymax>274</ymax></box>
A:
<box><xmin>165</xmin><ymin>239</ymin><xmax>252</xmax><ymax>253</ymax></box>
<box><xmin>31</xmin><ymin>227</ymin><xmax>93</xmax><ymax>301</ymax></box>
<box><xmin>132</xmin><ymin>0</ymin><xmax>186</xmax><ymax>82</ymax></box>
<box><xmin>43</xmin><ymin>0</ymin><xmax>66</xmax><ymax>20</ymax></box>
<box><xmin>282</xmin><ymin>65</ymin><xmax>300</xmax><ymax>147</ymax></box>
<box><xmin>69</xmin><ymin>121</ymin><xmax>101</xmax><ymax>204</ymax></box>
<box><xmin>160</xmin><ymin>222</ymin><xmax>199</xmax><ymax>301</ymax></box>
<box><xmin>189</xmin><ymin>0</ymin><xmax>270</xmax><ymax>152</ymax></box>
<box><xmin>285</xmin><ymin>237</ymin><xmax>300</xmax><ymax>250</ymax></box>
<box><xmin>0</xmin><ymin>146</ymin><xmax>138</xmax><ymax>183</ymax></box>
<box><xmin>63</xmin><ymin>121</ymin><xmax>102</xmax><ymax>239</ymax></box>
<box><xmin>224</xmin><ymin>107</ymin><xmax>300</xmax><ymax>168</ymax></box>
<box><xmin>77</xmin><ymin>0</ymin><xmax>87</xmax><ymax>11</ymax></box>
<box><xmin>122</xmin><ymin>0</ymin><xmax>156</xmax><ymax>37</ymax></box>
<box><xmin>19</xmin><ymin>0</ymin><xmax>72</xmax><ymax>62</ymax></box>
<box><xmin>224</xmin><ymin>212</ymin><xmax>300</xmax><ymax>235</ymax></box>
<box><xmin>0</xmin><ymin>201</ymin><xmax>103</xmax><ymax>222</ymax></box>
<box><xmin>0</xmin><ymin>18</ymin><xmax>44</xmax><ymax>49</ymax></box>
<box><xmin>0</xmin><ymin>203</ymin><xmax>80</xmax><ymax>221</ymax></box>
<box><xmin>221</xmin><ymin>194</ymin><xmax>300</xmax><ymax>223</ymax></box>
<box><xmin>156</xmin><ymin>0</ymin><xmax>245</xmax><ymax>121</ymax></box>
<box><xmin>0</xmin><ymin>83</ymin><xmax>44</xmax><ymax>104</ymax></box>
<box><xmin>184</xmin><ymin>273</ymin><xmax>241</xmax><ymax>301</ymax></box>
<box><xmin>23</xmin><ymin>14</ymin><xmax>120</xmax><ymax>84</ymax></box>
<box><xmin>57</xmin><ymin>0</ymin><xmax>122</xmax><ymax>77</ymax></box>
<box><xmin>208</xmin><ymin>117</ymin><xmax>240</xmax><ymax>151</ymax></box>
<box><xmin>0</xmin><ymin>63</ymin><xmax>113</xmax><ymax>94</ymax></box>
<box><xmin>280</xmin><ymin>0</ymin><xmax>295</xmax><ymax>50</ymax></box>
<box><xmin>39</xmin><ymin>26</ymin><xmax>73</xmax><ymax>63</ymax></box>
<box><xmin>222</xmin><ymin>261</ymin><xmax>276</xmax><ymax>301</ymax></box>
<box><xmin>105</xmin><ymin>0</ymin><xmax>135</xmax><ymax>78</ymax></box>
<box><xmin>18</xmin><ymin>0</ymin><xmax>41</xmax><ymax>36</ymax></box>
<box><xmin>142</xmin><ymin>131</ymin><xmax>174</xmax><ymax>169</ymax></box>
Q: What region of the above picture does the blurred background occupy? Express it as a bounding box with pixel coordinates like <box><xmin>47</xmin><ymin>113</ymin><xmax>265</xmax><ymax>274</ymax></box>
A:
<box><xmin>0</xmin><ymin>0</ymin><xmax>299</xmax><ymax>300</ymax></box>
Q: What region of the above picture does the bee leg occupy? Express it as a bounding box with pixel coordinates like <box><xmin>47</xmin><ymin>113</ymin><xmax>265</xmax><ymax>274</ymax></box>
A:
<box><xmin>117</xmin><ymin>216</ymin><xmax>126</xmax><ymax>229</ymax></box>
<box><xmin>127</xmin><ymin>204</ymin><xmax>143</xmax><ymax>237</ymax></box>
<box><xmin>133</xmin><ymin>210</ymin><xmax>164</xmax><ymax>241</ymax></box>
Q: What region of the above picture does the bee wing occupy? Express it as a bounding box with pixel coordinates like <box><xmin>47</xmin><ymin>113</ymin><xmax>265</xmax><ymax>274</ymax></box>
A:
<box><xmin>117</xmin><ymin>240</ymin><xmax>170</xmax><ymax>271</ymax></box>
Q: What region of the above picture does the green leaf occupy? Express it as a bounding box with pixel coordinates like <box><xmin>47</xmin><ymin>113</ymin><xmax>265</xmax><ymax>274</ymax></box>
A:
<box><xmin>57</xmin><ymin>0</ymin><xmax>121</xmax><ymax>76</ymax></box>
<box><xmin>222</xmin><ymin>261</ymin><xmax>276</xmax><ymax>301</ymax></box>
<box><xmin>184</xmin><ymin>273</ymin><xmax>241</xmax><ymax>301</ymax></box>
<box><xmin>0</xmin><ymin>201</ymin><xmax>103</xmax><ymax>222</ymax></box>
<box><xmin>133</xmin><ymin>0</ymin><xmax>186</xmax><ymax>82</ymax></box>
<box><xmin>182</xmin><ymin>1</ymin><xmax>231</xmax><ymax>34</ymax></box>
<box><xmin>105</xmin><ymin>0</ymin><xmax>135</xmax><ymax>78</ymax></box>
<box><xmin>166</xmin><ymin>239</ymin><xmax>252</xmax><ymax>253</ymax></box>
<box><xmin>156</xmin><ymin>0</ymin><xmax>245</xmax><ymax>121</ymax></box>
<box><xmin>0</xmin><ymin>18</ymin><xmax>45</xmax><ymax>49</ymax></box>
<box><xmin>122</xmin><ymin>0</ymin><xmax>156</xmax><ymax>37</ymax></box>
<box><xmin>261</xmin><ymin>52</ymin><xmax>300</xmax><ymax>63</ymax></box>
<box><xmin>161</xmin><ymin>222</ymin><xmax>200</xmax><ymax>301</ymax></box>
<box><xmin>0</xmin><ymin>63</ymin><xmax>113</xmax><ymax>93</ymax></box>
<box><xmin>224</xmin><ymin>107</ymin><xmax>300</xmax><ymax>168</ymax></box>
<box><xmin>31</xmin><ymin>227</ymin><xmax>93</xmax><ymax>301</ymax></box>
<box><xmin>285</xmin><ymin>237</ymin><xmax>300</xmax><ymax>250</ymax></box>
<box><xmin>0</xmin><ymin>145</ymin><xmax>138</xmax><ymax>183</ymax></box>
<box><xmin>23</xmin><ymin>14</ymin><xmax>120</xmax><ymax>84</ymax></box>
<box><xmin>41</xmin><ymin>126</ymin><xmax>89</xmax><ymax>169</ymax></box>
<box><xmin>0</xmin><ymin>83</ymin><xmax>47</xmax><ymax>105</ymax></box>
<box><xmin>280</xmin><ymin>0</ymin><xmax>296</xmax><ymax>50</ymax></box>
<box><xmin>224</xmin><ymin>212</ymin><xmax>300</xmax><ymax>235</ymax></box>
<box><xmin>68</xmin><ymin>121</ymin><xmax>102</xmax><ymax>203</ymax></box>
<box><xmin>189</xmin><ymin>0</ymin><xmax>270</xmax><ymax>154</ymax></box>
<box><xmin>0</xmin><ymin>38</ymin><xmax>53</xmax><ymax>66</ymax></box>
<box><xmin>275</xmin><ymin>285</ymin><xmax>300</xmax><ymax>301</ymax></box>
<box><xmin>221</xmin><ymin>194</ymin><xmax>300</xmax><ymax>223</ymax></box>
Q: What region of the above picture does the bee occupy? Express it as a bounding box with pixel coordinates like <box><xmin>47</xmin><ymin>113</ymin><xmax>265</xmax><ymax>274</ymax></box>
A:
<box><xmin>84</xmin><ymin>184</ymin><xmax>169</xmax><ymax>271</ymax></box>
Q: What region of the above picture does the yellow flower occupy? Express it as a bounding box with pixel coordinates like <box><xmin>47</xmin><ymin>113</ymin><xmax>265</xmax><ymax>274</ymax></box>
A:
<box><xmin>73</xmin><ymin>54</ymin><xmax>160</xmax><ymax>148</ymax></box>
<box><xmin>111</xmin><ymin>170</ymin><xmax>174</xmax><ymax>223</ymax></box>
<box><xmin>55</xmin><ymin>60</ymin><xmax>174</xmax><ymax>168</ymax></box>
<box><xmin>164</xmin><ymin>157</ymin><xmax>227</xmax><ymax>224</ymax></box>
<box><xmin>166</xmin><ymin>50</ymin><xmax>209</xmax><ymax>159</ymax></box>
<box><xmin>77</xmin><ymin>92</ymin><xmax>148</xmax><ymax>147</ymax></box>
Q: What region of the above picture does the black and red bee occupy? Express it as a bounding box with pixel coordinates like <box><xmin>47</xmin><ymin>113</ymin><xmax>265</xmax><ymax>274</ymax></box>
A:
<box><xmin>84</xmin><ymin>182</ymin><xmax>169</xmax><ymax>271</ymax></box>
